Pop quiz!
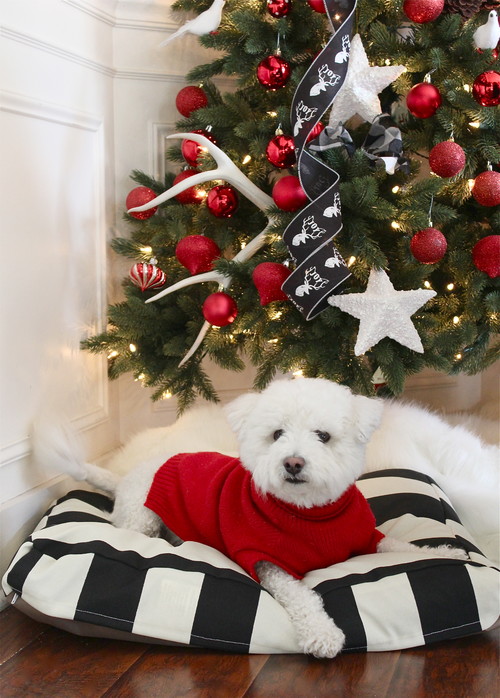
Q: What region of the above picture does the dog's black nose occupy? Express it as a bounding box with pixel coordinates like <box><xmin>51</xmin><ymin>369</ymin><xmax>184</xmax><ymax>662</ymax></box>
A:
<box><xmin>284</xmin><ymin>457</ymin><xmax>305</xmax><ymax>476</ymax></box>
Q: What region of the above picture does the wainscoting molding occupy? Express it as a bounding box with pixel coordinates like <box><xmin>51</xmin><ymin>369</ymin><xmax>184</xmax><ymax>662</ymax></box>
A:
<box><xmin>0</xmin><ymin>90</ymin><xmax>110</xmax><ymax>467</ymax></box>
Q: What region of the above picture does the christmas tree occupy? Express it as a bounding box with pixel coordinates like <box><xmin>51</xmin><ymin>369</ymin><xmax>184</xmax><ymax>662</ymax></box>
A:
<box><xmin>84</xmin><ymin>0</ymin><xmax>500</xmax><ymax>410</ymax></box>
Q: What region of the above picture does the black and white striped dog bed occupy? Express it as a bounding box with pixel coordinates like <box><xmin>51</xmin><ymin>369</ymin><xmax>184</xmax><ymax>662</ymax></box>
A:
<box><xmin>3</xmin><ymin>469</ymin><xmax>499</xmax><ymax>653</ymax></box>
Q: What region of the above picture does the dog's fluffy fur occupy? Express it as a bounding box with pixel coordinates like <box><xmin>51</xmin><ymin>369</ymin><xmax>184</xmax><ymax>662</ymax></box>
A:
<box><xmin>34</xmin><ymin>377</ymin><xmax>485</xmax><ymax>658</ymax></box>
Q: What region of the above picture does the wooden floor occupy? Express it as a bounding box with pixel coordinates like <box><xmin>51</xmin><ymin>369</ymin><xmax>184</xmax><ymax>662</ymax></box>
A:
<box><xmin>0</xmin><ymin>606</ymin><xmax>498</xmax><ymax>697</ymax></box>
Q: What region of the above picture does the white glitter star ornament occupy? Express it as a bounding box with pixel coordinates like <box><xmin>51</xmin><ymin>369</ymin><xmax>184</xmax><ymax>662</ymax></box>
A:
<box><xmin>328</xmin><ymin>268</ymin><xmax>436</xmax><ymax>355</ymax></box>
<box><xmin>328</xmin><ymin>34</ymin><xmax>406</xmax><ymax>125</ymax></box>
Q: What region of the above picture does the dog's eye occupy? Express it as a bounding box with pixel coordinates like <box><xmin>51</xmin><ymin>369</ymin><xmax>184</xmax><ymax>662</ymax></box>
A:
<box><xmin>273</xmin><ymin>429</ymin><xmax>284</xmax><ymax>441</ymax></box>
<box><xmin>315</xmin><ymin>430</ymin><xmax>331</xmax><ymax>443</ymax></box>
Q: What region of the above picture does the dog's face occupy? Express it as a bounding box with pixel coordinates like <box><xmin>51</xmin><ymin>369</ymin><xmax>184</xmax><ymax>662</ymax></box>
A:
<box><xmin>224</xmin><ymin>378</ymin><xmax>383</xmax><ymax>508</ymax></box>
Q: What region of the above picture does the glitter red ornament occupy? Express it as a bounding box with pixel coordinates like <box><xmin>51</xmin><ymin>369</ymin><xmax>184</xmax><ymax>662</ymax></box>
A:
<box><xmin>429</xmin><ymin>141</ymin><xmax>466</xmax><ymax>177</ymax></box>
<box><xmin>175</xmin><ymin>235</ymin><xmax>221</xmax><ymax>275</ymax></box>
<box><xmin>267</xmin><ymin>0</ymin><xmax>292</xmax><ymax>18</ymax></box>
<box><xmin>257</xmin><ymin>54</ymin><xmax>291</xmax><ymax>90</ymax></box>
<box><xmin>472</xmin><ymin>235</ymin><xmax>500</xmax><ymax>278</ymax></box>
<box><xmin>403</xmin><ymin>0</ymin><xmax>444</xmax><ymax>22</ymax></box>
<box><xmin>181</xmin><ymin>130</ymin><xmax>217</xmax><ymax>167</ymax></box>
<box><xmin>126</xmin><ymin>186</ymin><xmax>158</xmax><ymax>220</ymax></box>
<box><xmin>410</xmin><ymin>227</ymin><xmax>448</xmax><ymax>264</ymax></box>
<box><xmin>129</xmin><ymin>261</ymin><xmax>166</xmax><ymax>291</ymax></box>
<box><xmin>471</xmin><ymin>170</ymin><xmax>500</xmax><ymax>206</ymax></box>
<box><xmin>252</xmin><ymin>262</ymin><xmax>292</xmax><ymax>305</ymax></box>
<box><xmin>406</xmin><ymin>82</ymin><xmax>442</xmax><ymax>118</ymax></box>
<box><xmin>206</xmin><ymin>185</ymin><xmax>239</xmax><ymax>218</ymax></box>
<box><xmin>272</xmin><ymin>175</ymin><xmax>309</xmax><ymax>211</ymax></box>
<box><xmin>307</xmin><ymin>0</ymin><xmax>326</xmax><ymax>12</ymax></box>
<box><xmin>472</xmin><ymin>70</ymin><xmax>500</xmax><ymax>107</ymax></box>
<box><xmin>266</xmin><ymin>133</ymin><xmax>296</xmax><ymax>168</ymax></box>
<box><xmin>202</xmin><ymin>292</ymin><xmax>238</xmax><ymax>326</ymax></box>
<box><xmin>173</xmin><ymin>169</ymin><xmax>204</xmax><ymax>205</ymax></box>
<box><xmin>175</xmin><ymin>86</ymin><xmax>208</xmax><ymax>117</ymax></box>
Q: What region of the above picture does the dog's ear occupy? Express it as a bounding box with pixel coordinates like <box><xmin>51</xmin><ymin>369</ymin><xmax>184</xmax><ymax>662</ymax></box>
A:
<box><xmin>353</xmin><ymin>395</ymin><xmax>384</xmax><ymax>443</ymax></box>
<box><xmin>223</xmin><ymin>392</ymin><xmax>259</xmax><ymax>435</ymax></box>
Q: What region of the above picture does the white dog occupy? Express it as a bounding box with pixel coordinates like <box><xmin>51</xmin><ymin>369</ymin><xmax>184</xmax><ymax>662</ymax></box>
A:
<box><xmin>36</xmin><ymin>378</ymin><xmax>473</xmax><ymax>659</ymax></box>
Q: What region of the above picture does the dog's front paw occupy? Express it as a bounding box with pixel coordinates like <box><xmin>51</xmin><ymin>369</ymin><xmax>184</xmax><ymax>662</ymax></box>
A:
<box><xmin>297</xmin><ymin>615</ymin><xmax>345</xmax><ymax>659</ymax></box>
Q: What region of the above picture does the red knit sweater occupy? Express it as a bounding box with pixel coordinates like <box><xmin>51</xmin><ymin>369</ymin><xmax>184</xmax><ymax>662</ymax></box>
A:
<box><xmin>144</xmin><ymin>452</ymin><xmax>384</xmax><ymax>581</ymax></box>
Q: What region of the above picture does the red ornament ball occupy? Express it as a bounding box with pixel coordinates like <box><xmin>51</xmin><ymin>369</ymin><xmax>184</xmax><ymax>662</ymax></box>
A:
<box><xmin>126</xmin><ymin>186</ymin><xmax>158</xmax><ymax>220</ymax></box>
<box><xmin>267</xmin><ymin>0</ymin><xmax>292</xmax><ymax>18</ymax></box>
<box><xmin>175</xmin><ymin>235</ymin><xmax>221</xmax><ymax>275</ymax></box>
<box><xmin>410</xmin><ymin>227</ymin><xmax>448</xmax><ymax>264</ymax></box>
<box><xmin>257</xmin><ymin>54</ymin><xmax>291</xmax><ymax>90</ymax></box>
<box><xmin>206</xmin><ymin>185</ymin><xmax>239</xmax><ymax>218</ymax></box>
<box><xmin>429</xmin><ymin>141</ymin><xmax>466</xmax><ymax>177</ymax></box>
<box><xmin>202</xmin><ymin>292</ymin><xmax>238</xmax><ymax>327</ymax></box>
<box><xmin>272</xmin><ymin>175</ymin><xmax>308</xmax><ymax>211</ymax></box>
<box><xmin>471</xmin><ymin>170</ymin><xmax>500</xmax><ymax>207</ymax></box>
<box><xmin>472</xmin><ymin>71</ymin><xmax>500</xmax><ymax>107</ymax></box>
<box><xmin>403</xmin><ymin>0</ymin><xmax>444</xmax><ymax>22</ymax></box>
<box><xmin>175</xmin><ymin>86</ymin><xmax>208</xmax><ymax>117</ymax></box>
<box><xmin>266</xmin><ymin>134</ymin><xmax>296</xmax><ymax>168</ymax></box>
<box><xmin>181</xmin><ymin>130</ymin><xmax>217</xmax><ymax>167</ymax></box>
<box><xmin>252</xmin><ymin>262</ymin><xmax>292</xmax><ymax>305</ymax></box>
<box><xmin>129</xmin><ymin>262</ymin><xmax>166</xmax><ymax>291</ymax></box>
<box><xmin>406</xmin><ymin>82</ymin><xmax>442</xmax><ymax>118</ymax></box>
<box><xmin>173</xmin><ymin>169</ymin><xmax>203</xmax><ymax>205</ymax></box>
<box><xmin>472</xmin><ymin>235</ymin><xmax>500</xmax><ymax>278</ymax></box>
<box><xmin>306</xmin><ymin>121</ymin><xmax>325</xmax><ymax>143</ymax></box>
<box><xmin>307</xmin><ymin>0</ymin><xmax>326</xmax><ymax>12</ymax></box>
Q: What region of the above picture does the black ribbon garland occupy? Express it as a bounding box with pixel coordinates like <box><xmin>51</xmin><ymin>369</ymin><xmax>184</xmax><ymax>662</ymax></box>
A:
<box><xmin>281</xmin><ymin>0</ymin><xmax>357</xmax><ymax>320</ymax></box>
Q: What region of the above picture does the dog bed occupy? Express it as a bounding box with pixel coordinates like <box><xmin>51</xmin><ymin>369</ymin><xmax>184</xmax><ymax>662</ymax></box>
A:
<box><xmin>3</xmin><ymin>469</ymin><xmax>499</xmax><ymax>654</ymax></box>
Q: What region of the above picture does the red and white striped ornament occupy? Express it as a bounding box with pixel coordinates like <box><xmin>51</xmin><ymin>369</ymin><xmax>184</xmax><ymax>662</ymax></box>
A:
<box><xmin>129</xmin><ymin>260</ymin><xmax>166</xmax><ymax>291</ymax></box>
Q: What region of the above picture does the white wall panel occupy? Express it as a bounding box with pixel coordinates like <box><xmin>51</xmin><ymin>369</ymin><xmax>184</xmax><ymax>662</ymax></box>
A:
<box><xmin>0</xmin><ymin>0</ymin><xmax>119</xmax><ymax>598</ymax></box>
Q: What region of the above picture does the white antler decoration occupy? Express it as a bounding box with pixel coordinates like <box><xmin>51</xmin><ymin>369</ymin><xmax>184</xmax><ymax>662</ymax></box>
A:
<box><xmin>127</xmin><ymin>133</ymin><xmax>276</xmax><ymax>366</ymax></box>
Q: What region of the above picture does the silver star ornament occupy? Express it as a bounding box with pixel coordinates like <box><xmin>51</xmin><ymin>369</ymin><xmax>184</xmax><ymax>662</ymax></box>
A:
<box><xmin>328</xmin><ymin>34</ymin><xmax>406</xmax><ymax>124</ymax></box>
<box><xmin>328</xmin><ymin>268</ymin><xmax>436</xmax><ymax>355</ymax></box>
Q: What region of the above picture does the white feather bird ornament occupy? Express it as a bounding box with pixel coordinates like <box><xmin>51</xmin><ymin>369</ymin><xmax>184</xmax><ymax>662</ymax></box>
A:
<box><xmin>160</xmin><ymin>0</ymin><xmax>226</xmax><ymax>48</ymax></box>
<box><xmin>473</xmin><ymin>11</ymin><xmax>500</xmax><ymax>51</ymax></box>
